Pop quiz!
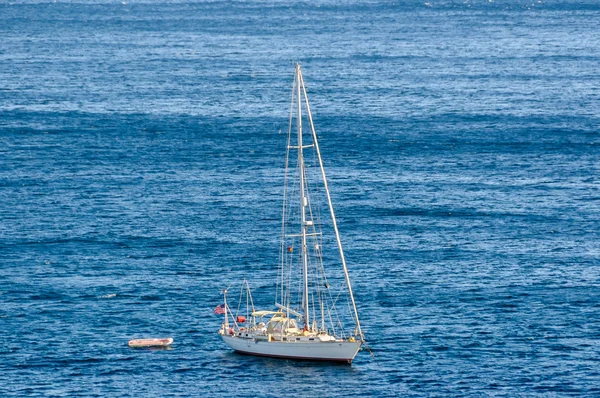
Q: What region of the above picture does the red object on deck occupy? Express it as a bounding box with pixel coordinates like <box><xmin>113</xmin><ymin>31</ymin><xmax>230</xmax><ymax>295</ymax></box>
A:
<box><xmin>237</xmin><ymin>316</ymin><xmax>246</xmax><ymax>323</ymax></box>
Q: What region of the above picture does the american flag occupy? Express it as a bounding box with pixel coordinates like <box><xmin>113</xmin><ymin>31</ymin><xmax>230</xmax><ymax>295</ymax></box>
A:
<box><xmin>214</xmin><ymin>304</ymin><xmax>226</xmax><ymax>315</ymax></box>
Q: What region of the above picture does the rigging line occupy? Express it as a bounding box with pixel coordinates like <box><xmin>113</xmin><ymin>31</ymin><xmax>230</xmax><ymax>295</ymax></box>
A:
<box><xmin>363</xmin><ymin>343</ymin><xmax>380</xmax><ymax>368</ymax></box>
<box><xmin>303</xmin><ymin>143</ymin><xmax>325</xmax><ymax>330</ymax></box>
<box><xmin>316</xmin><ymin>261</ymin><xmax>328</xmax><ymax>331</ymax></box>
<box><xmin>299</xmin><ymin>70</ymin><xmax>364</xmax><ymax>342</ymax></box>
<box><xmin>310</xmin><ymin>170</ymin><xmax>323</xmax><ymax>256</ymax></box>
<box><xmin>316</xmin><ymin>268</ymin><xmax>328</xmax><ymax>331</ymax></box>
<box><xmin>282</xmin><ymin>249</ymin><xmax>288</xmax><ymax>308</ymax></box>
<box><xmin>328</xmin><ymin>312</ymin><xmax>337</xmax><ymax>337</ymax></box>
<box><xmin>306</xmin><ymin>137</ymin><xmax>323</xmax><ymax>235</ymax></box>
<box><xmin>285</xmin><ymin>237</ymin><xmax>295</xmax><ymax>309</ymax></box>
<box><xmin>246</xmin><ymin>283</ymin><xmax>249</xmax><ymax>318</ymax></box>
<box><xmin>293</xmin><ymin>239</ymin><xmax>302</xmax><ymax>313</ymax></box>
<box><xmin>310</xmin><ymin>253</ymin><xmax>322</xmax><ymax>329</ymax></box>
<box><xmin>326</xmin><ymin>279</ymin><xmax>348</xmax><ymax>337</ymax></box>
<box><xmin>279</xmin><ymin>74</ymin><xmax>296</xmax><ymax>306</ymax></box>
<box><xmin>282</xmin><ymin>156</ymin><xmax>300</xmax><ymax>310</ymax></box>
<box><xmin>345</xmin><ymin>289</ymin><xmax>354</xmax><ymax>334</ymax></box>
<box><xmin>246</xmin><ymin>280</ymin><xmax>256</xmax><ymax>313</ymax></box>
<box><xmin>236</xmin><ymin>279</ymin><xmax>245</xmax><ymax>317</ymax></box>
<box><xmin>310</xmin><ymin>274</ymin><xmax>316</xmax><ymax>330</ymax></box>
<box><xmin>290</xmin><ymin>239</ymin><xmax>298</xmax><ymax>306</ymax></box>
<box><xmin>319</xmin><ymin>269</ymin><xmax>340</xmax><ymax>335</ymax></box>
<box><xmin>226</xmin><ymin>300</ymin><xmax>242</xmax><ymax>330</ymax></box>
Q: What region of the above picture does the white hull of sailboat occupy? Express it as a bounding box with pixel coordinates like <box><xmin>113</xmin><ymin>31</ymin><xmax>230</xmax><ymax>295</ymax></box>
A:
<box><xmin>220</xmin><ymin>335</ymin><xmax>361</xmax><ymax>363</ymax></box>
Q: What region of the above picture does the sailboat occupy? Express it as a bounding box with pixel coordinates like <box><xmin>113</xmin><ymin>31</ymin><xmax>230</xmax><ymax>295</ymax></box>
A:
<box><xmin>218</xmin><ymin>64</ymin><xmax>364</xmax><ymax>364</ymax></box>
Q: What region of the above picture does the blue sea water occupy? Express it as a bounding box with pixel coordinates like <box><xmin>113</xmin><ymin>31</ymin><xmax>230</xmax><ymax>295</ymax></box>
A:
<box><xmin>1</xmin><ymin>0</ymin><xmax>600</xmax><ymax>396</ymax></box>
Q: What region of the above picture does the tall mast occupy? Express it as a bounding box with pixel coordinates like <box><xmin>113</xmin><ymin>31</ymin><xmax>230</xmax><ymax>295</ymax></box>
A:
<box><xmin>297</xmin><ymin>64</ymin><xmax>310</xmax><ymax>329</ymax></box>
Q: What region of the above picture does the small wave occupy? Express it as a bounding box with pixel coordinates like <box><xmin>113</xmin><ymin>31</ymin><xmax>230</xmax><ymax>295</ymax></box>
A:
<box><xmin>99</xmin><ymin>293</ymin><xmax>117</xmax><ymax>299</ymax></box>
<box><xmin>174</xmin><ymin>368</ymin><xmax>194</xmax><ymax>373</ymax></box>
<box><xmin>30</xmin><ymin>292</ymin><xmax>64</xmax><ymax>301</ymax></box>
<box><xmin>140</xmin><ymin>295</ymin><xmax>161</xmax><ymax>301</ymax></box>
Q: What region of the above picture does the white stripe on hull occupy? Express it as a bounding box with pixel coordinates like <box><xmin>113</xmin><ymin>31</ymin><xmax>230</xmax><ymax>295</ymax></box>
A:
<box><xmin>221</xmin><ymin>335</ymin><xmax>361</xmax><ymax>363</ymax></box>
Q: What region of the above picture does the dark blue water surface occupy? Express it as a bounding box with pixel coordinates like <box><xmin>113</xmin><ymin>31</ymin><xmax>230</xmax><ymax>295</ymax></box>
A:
<box><xmin>2</xmin><ymin>1</ymin><xmax>600</xmax><ymax>396</ymax></box>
